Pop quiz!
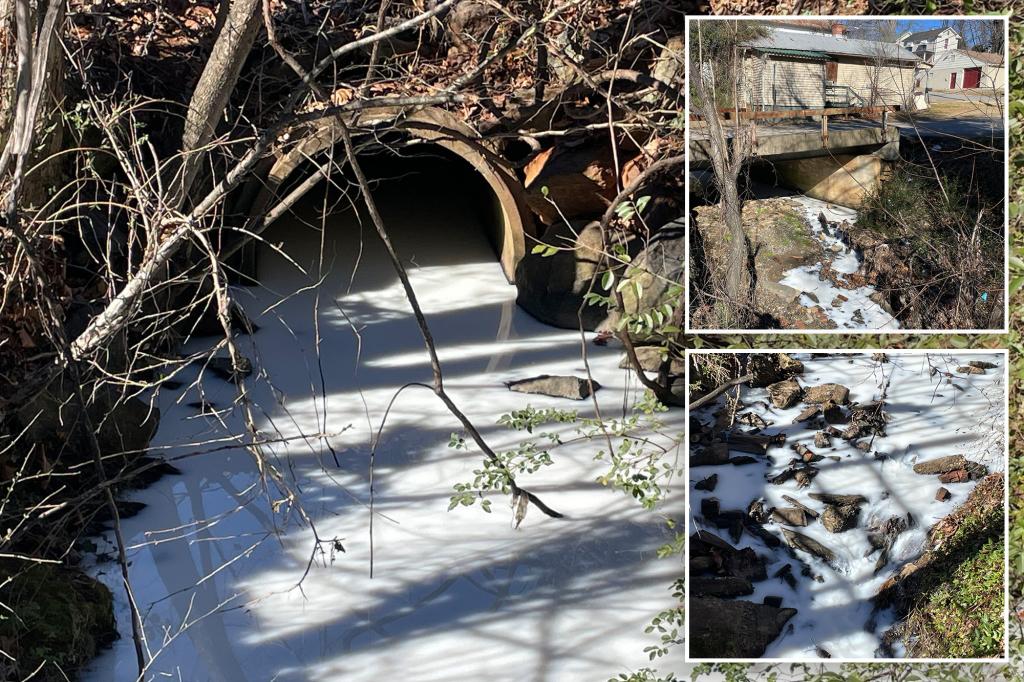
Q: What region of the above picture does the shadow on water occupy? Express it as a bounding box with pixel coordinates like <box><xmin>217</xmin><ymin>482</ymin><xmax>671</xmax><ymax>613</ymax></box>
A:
<box><xmin>84</xmin><ymin>150</ymin><xmax>682</xmax><ymax>681</ymax></box>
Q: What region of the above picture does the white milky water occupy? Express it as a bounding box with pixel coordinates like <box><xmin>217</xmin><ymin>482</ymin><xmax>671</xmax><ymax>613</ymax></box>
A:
<box><xmin>81</xmin><ymin>176</ymin><xmax>683</xmax><ymax>681</ymax></box>
<box><xmin>778</xmin><ymin>197</ymin><xmax>900</xmax><ymax>331</ymax></box>
<box><xmin>689</xmin><ymin>352</ymin><xmax>1005</xmax><ymax>659</ymax></box>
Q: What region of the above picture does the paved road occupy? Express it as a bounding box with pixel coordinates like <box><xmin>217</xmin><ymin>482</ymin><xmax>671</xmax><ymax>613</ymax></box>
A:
<box><xmin>927</xmin><ymin>89</ymin><xmax>1003</xmax><ymax>105</ymax></box>
<box><xmin>894</xmin><ymin>116</ymin><xmax>1003</xmax><ymax>141</ymax></box>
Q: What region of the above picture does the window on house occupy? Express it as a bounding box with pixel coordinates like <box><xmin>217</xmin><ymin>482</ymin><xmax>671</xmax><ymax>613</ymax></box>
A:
<box><xmin>943</xmin><ymin>39</ymin><xmax>948</xmax><ymax>49</ymax></box>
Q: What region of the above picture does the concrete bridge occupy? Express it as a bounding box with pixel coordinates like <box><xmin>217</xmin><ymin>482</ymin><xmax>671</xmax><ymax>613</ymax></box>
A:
<box><xmin>689</xmin><ymin>108</ymin><xmax>901</xmax><ymax>207</ymax></box>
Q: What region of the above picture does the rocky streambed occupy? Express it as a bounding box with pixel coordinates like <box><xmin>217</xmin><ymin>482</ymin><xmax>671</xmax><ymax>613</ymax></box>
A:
<box><xmin>688</xmin><ymin>352</ymin><xmax>1004</xmax><ymax>659</ymax></box>
<box><xmin>691</xmin><ymin>196</ymin><xmax>900</xmax><ymax>330</ymax></box>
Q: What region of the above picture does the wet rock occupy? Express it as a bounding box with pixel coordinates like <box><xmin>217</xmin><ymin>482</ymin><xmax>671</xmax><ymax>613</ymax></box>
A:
<box><xmin>852</xmin><ymin>309</ymin><xmax>865</xmax><ymax>325</ymax></box>
<box><xmin>782</xmin><ymin>495</ymin><xmax>819</xmax><ymax>519</ymax></box>
<box><xmin>747</xmin><ymin>500</ymin><xmax>770</xmax><ymax>524</ymax></box>
<box><xmin>767</xmin><ymin>378</ymin><xmax>803</xmax><ymax>409</ymax></box>
<box><xmin>794</xmin><ymin>469</ymin><xmax>817</xmax><ymax>488</ymax></box>
<box><xmin>831</xmin><ymin>294</ymin><xmax>849</xmax><ymax>308</ymax></box>
<box><xmin>771</xmin><ymin>507</ymin><xmax>809</xmax><ymax>527</ymax></box>
<box><xmin>808</xmin><ymin>492</ymin><xmax>867</xmax><ymax>506</ymax></box>
<box><xmin>814</xmin><ymin>431</ymin><xmax>832</xmax><ymax>448</ymax></box>
<box><xmin>688</xmin><ymin>597</ymin><xmax>797</xmax><ymax>659</ymax></box>
<box><xmin>913</xmin><ymin>455</ymin><xmax>966</xmax><ymax>475</ymax></box>
<box><xmin>773</xmin><ymin>563</ymin><xmax>797</xmax><ymax>590</ymax></box>
<box><xmin>690</xmin><ymin>556</ymin><xmax>716</xmax><ymax>574</ymax></box>
<box><xmin>935</xmin><ymin>487</ymin><xmax>951</xmax><ymax>502</ymax></box>
<box><xmin>955</xmin><ymin>365</ymin><xmax>985</xmax><ymax>375</ymax></box>
<box><xmin>701</xmin><ymin>498</ymin><xmax>720</xmax><ymax>520</ymax></box>
<box><xmin>793</xmin><ymin>443</ymin><xmax>820</xmax><ymax>463</ymax></box>
<box><xmin>728</xmin><ymin>456</ymin><xmax>757</xmax><ymax>465</ymax></box>
<box><xmin>695</xmin><ymin>474</ymin><xmax>718</xmax><ymax>492</ymax></box>
<box><xmin>793</xmin><ymin>405</ymin><xmax>820</xmax><ymax>423</ymax></box>
<box><xmin>763</xmin><ymin>596</ymin><xmax>783</xmax><ymax>608</ymax></box>
<box><xmin>726</xmin><ymin>547</ymin><xmax>768</xmax><ymax>582</ymax></box>
<box><xmin>969</xmin><ymin>360</ymin><xmax>997</xmax><ymax>370</ymax></box>
<box><xmin>820</xmin><ymin>401</ymin><xmax>844</xmax><ymax>423</ymax></box>
<box><xmin>506</xmin><ymin>375</ymin><xmax>600</xmax><ymax>400</ymax></box>
<box><xmin>803</xmin><ymin>383</ymin><xmax>850</xmax><ymax>405</ymax></box>
<box><xmin>691</xmin><ymin>576</ymin><xmax>755</xmax><ymax>598</ymax></box>
<box><xmin>816</xmin><ymin>646</ymin><xmax>832</xmax><ymax>659</ymax></box>
<box><xmin>727</xmin><ymin>432</ymin><xmax>784</xmax><ymax>455</ymax></box>
<box><xmin>939</xmin><ymin>468</ymin><xmax>970</xmax><ymax>484</ymax></box>
<box><xmin>781</xmin><ymin>529</ymin><xmax>837</xmax><ymax>565</ymax></box>
<box><xmin>803</xmin><ymin>291</ymin><xmax>819</xmax><ymax>303</ymax></box>
<box><xmin>821</xmin><ymin>504</ymin><xmax>860</xmax><ymax>533</ymax></box>
<box><xmin>748</xmin><ymin>353</ymin><xmax>804</xmax><ymax>387</ymax></box>
<box><xmin>208</xmin><ymin>353</ymin><xmax>253</xmax><ymax>381</ymax></box>
<box><xmin>737</xmin><ymin>412</ymin><xmax>769</xmax><ymax>429</ymax></box>
<box><xmin>744</xmin><ymin>520</ymin><xmax>783</xmax><ymax>548</ymax></box>
<box><xmin>691</xmin><ymin>443</ymin><xmax>729</xmax><ymax>467</ymax></box>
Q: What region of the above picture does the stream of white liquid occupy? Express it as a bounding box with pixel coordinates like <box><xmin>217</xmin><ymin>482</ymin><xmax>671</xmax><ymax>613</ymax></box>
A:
<box><xmin>779</xmin><ymin>197</ymin><xmax>900</xmax><ymax>331</ymax></box>
<box><xmin>81</xmin><ymin>178</ymin><xmax>683</xmax><ymax>681</ymax></box>
<box><xmin>689</xmin><ymin>352</ymin><xmax>1004</xmax><ymax>659</ymax></box>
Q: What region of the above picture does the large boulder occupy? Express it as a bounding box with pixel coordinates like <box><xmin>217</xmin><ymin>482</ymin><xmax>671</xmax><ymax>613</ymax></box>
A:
<box><xmin>689</xmin><ymin>597</ymin><xmax>797</xmax><ymax>658</ymax></box>
<box><xmin>515</xmin><ymin>215</ymin><xmax>684</xmax><ymax>331</ymax></box>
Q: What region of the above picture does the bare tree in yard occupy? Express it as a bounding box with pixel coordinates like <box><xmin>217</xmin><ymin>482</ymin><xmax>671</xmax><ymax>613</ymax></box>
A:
<box><xmin>689</xmin><ymin>20</ymin><xmax>763</xmax><ymax>326</ymax></box>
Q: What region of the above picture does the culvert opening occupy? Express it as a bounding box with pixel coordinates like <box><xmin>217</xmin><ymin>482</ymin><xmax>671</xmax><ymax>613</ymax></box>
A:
<box><xmin>245</xmin><ymin>138</ymin><xmax>530</xmax><ymax>289</ymax></box>
<box><xmin>254</xmin><ymin>145</ymin><xmax>514</xmax><ymax>294</ymax></box>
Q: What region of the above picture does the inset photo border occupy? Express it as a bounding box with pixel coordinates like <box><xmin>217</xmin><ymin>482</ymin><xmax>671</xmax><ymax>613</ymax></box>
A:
<box><xmin>683</xmin><ymin>349</ymin><xmax>1009</xmax><ymax>663</ymax></box>
<box><xmin>683</xmin><ymin>16</ymin><xmax>1010</xmax><ymax>334</ymax></box>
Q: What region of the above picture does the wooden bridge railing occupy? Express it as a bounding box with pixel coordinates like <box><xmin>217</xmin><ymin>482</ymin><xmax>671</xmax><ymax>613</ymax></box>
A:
<box><xmin>689</xmin><ymin>105</ymin><xmax>899</xmax><ymax>147</ymax></box>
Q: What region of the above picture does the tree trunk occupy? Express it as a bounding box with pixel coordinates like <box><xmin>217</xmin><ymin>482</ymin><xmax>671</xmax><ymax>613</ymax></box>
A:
<box><xmin>0</xmin><ymin>0</ymin><xmax>16</xmax><ymax>155</ymax></box>
<box><xmin>172</xmin><ymin>0</ymin><xmax>263</xmax><ymax>209</ymax></box>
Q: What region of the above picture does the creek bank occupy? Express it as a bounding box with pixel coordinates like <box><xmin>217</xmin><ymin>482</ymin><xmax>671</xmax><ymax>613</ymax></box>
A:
<box><xmin>687</xmin><ymin>352</ymin><xmax>1004</xmax><ymax>659</ymax></box>
<box><xmin>690</xmin><ymin>195</ymin><xmax>898</xmax><ymax>330</ymax></box>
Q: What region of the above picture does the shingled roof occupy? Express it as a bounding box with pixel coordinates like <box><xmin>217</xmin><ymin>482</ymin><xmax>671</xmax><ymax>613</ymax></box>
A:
<box><xmin>745</xmin><ymin>27</ymin><xmax>920</xmax><ymax>63</ymax></box>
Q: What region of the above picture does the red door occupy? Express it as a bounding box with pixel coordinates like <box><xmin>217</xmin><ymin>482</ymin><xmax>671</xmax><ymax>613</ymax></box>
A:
<box><xmin>963</xmin><ymin>67</ymin><xmax>981</xmax><ymax>88</ymax></box>
<box><xmin>949</xmin><ymin>72</ymin><xmax>957</xmax><ymax>88</ymax></box>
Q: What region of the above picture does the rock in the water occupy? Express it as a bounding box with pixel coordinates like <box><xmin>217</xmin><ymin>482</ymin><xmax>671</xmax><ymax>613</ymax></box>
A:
<box><xmin>767</xmin><ymin>378</ymin><xmax>802</xmax><ymax>409</ymax></box>
<box><xmin>781</xmin><ymin>529</ymin><xmax>837</xmax><ymax>565</ymax></box>
<box><xmin>969</xmin><ymin>360</ymin><xmax>997</xmax><ymax>370</ymax></box>
<box><xmin>691</xmin><ymin>443</ymin><xmax>729</xmax><ymax>467</ymax></box>
<box><xmin>939</xmin><ymin>468</ymin><xmax>970</xmax><ymax>484</ymax></box>
<box><xmin>747</xmin><ymin>353</ymin><xmax>804</xmax><ymax>387</ymax></box>
<box><xmin>690</xmin><ymin>576</ymin><xmax>754</xmax><ymax>598</ymax></box>
<box><xmin>956</xmin><ymin>365</ymin><xmax>985</xmax><ymax>375</ymax></box>
<box><xmin>814</xmin><ymin>431</ymin><xmax>832</xmax><ymax>448</ymax></box>
<box><xmin>695</xmin><ymin>474</ymin><xmax>718</xmax><ymax>491</ymax></box>
<box><xmin>935</xmin><ymin>487</ymin><xmax>951</xmax><ymax>502</ymax></box>
<box><xmin>913</xmin><ymin>455</ymin><xmax>966</xmax><ymax>475</ymax></box>
<box><xmin>793</xmin><ymin>405</ymin><xmax>819</xmax><ymax>423</ymax></box>
<box><xmin>808</xmin><ymin>492</ymin><xmax>866</xmax><ymax>506</ymax></box>
<box><xmin>763</xmin><ymin>595</ymin><xmax>783</xmax><ymax>608</ymax></box>
<box><xmin>505</xmin><ymin>375</ymin><xmax>600</xmax><ymax>400</ymax></box>
<box><xmin>771</xmin><ymin>507</ymin><xmax>809</xmax><ymax>527</ymax></box>
<box><xmin>821</xmin><ymin>504</ymin><xmax>860</xmax><ymax>533</ymax></box>
<box><xmin>689</xmin><ymin>597</ymin><xmax>797</xmax><ymax>658</ymax></box>
<box><xmin>803</xmin><ymin>383</ymin><xmax>850</xmax><ymax>405</ymax></box>
<box><xmin>701</xmin><ymin>498</ymin><xmax>720</xmax><ymax>519</ymax></box>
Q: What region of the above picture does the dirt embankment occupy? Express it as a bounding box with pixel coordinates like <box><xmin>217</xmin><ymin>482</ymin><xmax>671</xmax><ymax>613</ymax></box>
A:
<box><xmin>690</xmin><ymin>197</ymin><xmax>832</xmax><ymax>329</ymax></box>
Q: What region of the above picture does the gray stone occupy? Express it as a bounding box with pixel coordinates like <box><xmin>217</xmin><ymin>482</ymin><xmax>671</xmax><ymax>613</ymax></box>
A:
<box><xmin>689</xmin><ymin>597</ymin><xmax>797</xmax><ymax>658</ymax></box>
<box><xmin>803</xmin><ymin>383</ymin><xmax>850</xmax><ymax>405</ymax></box>
<box><xmin>913</xmin><ymin>455</ymin><xmax>967</xmax><ymax>475</ymax></box>
<box><xmin>821</xmin><ymin>504</ymin><xmax>860</xmax><ymax>533</ymax></box>
<box><xmin>506</xmin><ymin>374</ymin><xmax>600</xmax><ymax>400</ymax></box>
<box><xmin>690</xmin><ymin>576</ymin><xmax>755</xmax><ymax>598</ymax></box>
